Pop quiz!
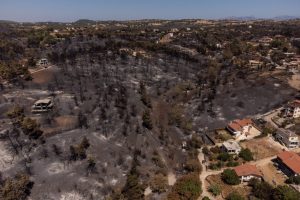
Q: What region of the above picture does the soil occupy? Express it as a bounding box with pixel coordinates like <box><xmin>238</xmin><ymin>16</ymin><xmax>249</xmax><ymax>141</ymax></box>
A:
<box><xmin>240</xmin><ymin>137</ymin><xmax>282</xmax><ymax>160</ymax></box>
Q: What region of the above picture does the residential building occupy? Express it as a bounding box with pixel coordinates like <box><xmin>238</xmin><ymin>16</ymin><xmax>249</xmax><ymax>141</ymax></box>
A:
<box><xmin>275</xmin><ymin>129</ymin><xmax>299</xmax><ymax>149</ymax></box>
<box><xmin>234</xmin><ymin>164</ymin><xmax>263</xmax><ymax>182</ymax></box>
<box><xmin>276</xmin><ymin>151</ymin><xmax>300</xmax><ymax>177</ymax></box>
<box><xmin>249</xmin><ymin>60</ymin><xmax>263</xmax><ymax>69</ymax></box>
<box><xmin>221</xmin><ymin>140</ymin><xmax>241</xmax><ymax>154</ymax></box>
<box><xmin>227</xmin><ymin>118</ymin><xmax>260</xmax><ymax>138</ymax></box>
<box><xmin>32</xmin><ymin>98</ymin><xmax>54</xmax><ymax>113</ymax></box>
<box><xmin>38</xmin><ymin>58</ymin><xmax>49</xmax><ymax>67</ymax></box>
<box><xmin>258</xmin><ymin>36</ymin><xmax>273</xmax><ymax>46</ymax></box>
<box><xmin>284</xmin><ymin>100</ymin><xmax>300</xmax><ymax>118</ymax></box>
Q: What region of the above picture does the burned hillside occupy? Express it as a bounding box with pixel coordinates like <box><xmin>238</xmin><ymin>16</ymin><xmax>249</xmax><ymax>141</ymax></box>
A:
<box><xmin>0</xmin><ymin>19</ymin><xmax>300</xmax><ymax>199</ymax></box>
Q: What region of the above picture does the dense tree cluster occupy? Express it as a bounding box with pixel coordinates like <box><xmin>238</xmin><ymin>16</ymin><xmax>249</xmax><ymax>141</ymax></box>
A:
<box><xmin>249</xmin><ymin>178</ymin><xmax>300</xmax><ymax>200</ymax></box>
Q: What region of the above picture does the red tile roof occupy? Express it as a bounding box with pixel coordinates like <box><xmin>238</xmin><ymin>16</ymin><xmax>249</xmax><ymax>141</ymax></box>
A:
<box><xmin>277</xmin><ymin>151</ymin><xmax>300</xmax><ymax>174</ymax></box>
<box><xmin>234</xmin><ymin>164</ymin><xmax>263</xmax><ymax>177</ymax></box>
<box><xmin>228</xmin><ymin>118</ymin><xmax>253</xmax><ymax>132</ymax></box>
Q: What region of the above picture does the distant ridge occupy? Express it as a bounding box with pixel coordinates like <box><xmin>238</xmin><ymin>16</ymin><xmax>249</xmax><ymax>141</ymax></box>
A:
<box><xmin>223</xmin><ymin>15</ymin><xmax>300</xmax><ymax>21</ymax></box>
<box><xmin>74</xmin><ymin>19</ymin><xmax>97</xmax><ymax>25</ymax></box>
<box><xmin>1</xmin><ymin>16</ymin><xmax>300</xmax><ymax>24</ymax></box>
<box><xmin>273</xmin><ymin>15</ymin><xmax>300</xmax><ymax>20</ymax></box>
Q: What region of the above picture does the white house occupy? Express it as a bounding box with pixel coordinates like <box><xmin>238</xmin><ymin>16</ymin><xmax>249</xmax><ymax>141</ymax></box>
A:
<box><xmin>221</xmin><ymin>140</ymin><xmax>241</xmax><ymax>154</ymax></box>
<box><xmin>234</xmin><ymin>164</ymin><xmax>263</xmax><ymax>182</ymax></box>
<box><xmin>284</xmin><ymin>100</ymin><xmax>300</xmax><ymax>118</ymax></box>
<box><xmin>38</xmin><ymin>58</ymin><xmax>49</xmax><ymax>67</ymax></box>
<box><xmin>275</xmin><ymin>129</ymin><xmax>299</xmax><ymax>149</ymax></box>
<box><xmin>32</xmin><ymin>97</ymin><xmax>54</xmax><ymax>113</ymax></box>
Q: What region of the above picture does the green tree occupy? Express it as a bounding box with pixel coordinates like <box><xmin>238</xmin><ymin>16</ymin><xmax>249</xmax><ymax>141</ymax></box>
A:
<box><xmin>221</xmin><ymin>169</ymin><xmax>240</xmax><ymax>185</ymax></box>
<box><xmin>249</xmin><ymin>178</ymin><xmax>273</xmax><ymax>200</ymax></box>
<box><xmin>239</xmin><ymin>148</ymin><xmax>254</xmax><ymax>161</ymax></box>
<box><xmin>217</xmin><ymin>152</ymin><xmax>232</xmax><ymax>162</ymax></box>
<box><xmin>272</xmin><ymin>185</ymin><xmax>300</xmax><ymax>200</ymax></box>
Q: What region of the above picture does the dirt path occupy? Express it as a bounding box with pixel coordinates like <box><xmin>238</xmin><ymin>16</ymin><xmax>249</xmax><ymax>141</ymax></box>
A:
<box><xmin>29</xmin><ymin>65</ymin><xmax>54</xmax><ymax>74</ymax></box>
<box><xmin>262</xmin><ymin>108</ymin><xmax>282</xmax><ymax>129</ymax></box>
<box><xmin>198</xmin><ymin>148</ymin><xmax>222</xmax><ymax>199</ymax></box>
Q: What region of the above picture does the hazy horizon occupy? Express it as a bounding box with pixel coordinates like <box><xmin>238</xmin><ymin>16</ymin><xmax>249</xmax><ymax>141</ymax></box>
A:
<box><xmin>0</xmin><ymin>0</ymin><xmax>300</xmax><ymax>22</ymax></box>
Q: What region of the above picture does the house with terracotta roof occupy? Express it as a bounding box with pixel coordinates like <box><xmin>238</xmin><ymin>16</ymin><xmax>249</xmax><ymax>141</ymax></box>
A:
<box><xmin>234</xmin><ymin>164</ymin><xmax>263</xmax><ymax>182</ymax></box>
<box><xmin>284</xmin><ymin>100</ymin><xmax>300</xmax><ymax>118</ymax></box>
<box><xmin>276</xmin><ymin>151</ymin><xmax>300</xmax><ymax>177</ymax></box>
<box><xmin>226</xmin><ymin>118</ymin><xmax>260</xmax><ymax>138</ymax></box>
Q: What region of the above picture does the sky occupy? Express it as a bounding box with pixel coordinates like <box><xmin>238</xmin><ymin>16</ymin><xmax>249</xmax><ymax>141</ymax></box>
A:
<box><xmin>0</xmin><ymin>0</ymin><xmax>299</xmax><ymax>22</ymax></box>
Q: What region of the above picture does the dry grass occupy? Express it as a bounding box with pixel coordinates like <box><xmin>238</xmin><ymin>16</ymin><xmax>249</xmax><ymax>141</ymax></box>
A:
<box><xmin>258</xmin><ymin>163</ymin><xmax>287</xmax><ymax>186</ymax></box>
<box><xmin>240</xmin><ymin>138</ymin><xmax>282</xmax><ymax>160</ymax></box>
<box><xmin>206</xmin><ymin>174</ymin><xmax>251</xmax><ymax>199</ymax></box>
<box><xmin>31</xmin><ymin>68</ymin><xmax>55</xmax><ymax>84</ymax></box>
<box><xmin>43</xmin><ymin>115</ymin><xmax>78</xmax><ymax>136</ymax></box>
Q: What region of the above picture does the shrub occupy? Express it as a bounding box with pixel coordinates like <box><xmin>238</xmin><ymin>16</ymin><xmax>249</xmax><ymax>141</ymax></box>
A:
<box><xmin>185</xmin><ymin>158</ymin><xmax>202</xmax><ymax>173</ymax></box>
<box><xmin>210</xmin><ymin>146</ymin><xmax>221</xmax><ymax>154</ymax></box>
<box><xmin>6</xmin><ymin>105</ymin><xmax>24</xmax><ymax>120</ymax></box>
<box><xmin>21</xmin><ymin>117</ymin><xmax>43</xmax><ymax>139</ymax></box>
<box><xmin>208</xmin><ymin>184</ymin><xmax>221</xmax><ymax>196</ymax></box>
<box><xmin>221</xmin><ymin>169</ymin><xmax>240</xmax><ymax>185</ymax></box>
<box><xmin>202</xmin><ymin>147</ymin><xmax>210</xmax><ymax>155</ymax></box>
<box><xmin>150</xmin><ymin>174</ymin><xmax>168</xmax><ymax>194</ymax></box>
<box><xmin>167</xmin><ymin>173</ymin><xmax>202</xmax><ymax>200</ymax></box>
<box><xmin>0</xmin><ymin>174</ymin><xmax>33</xmax><ymax>200</ymax></box>
<box><xmin>226</xmin><ymin>161</ymin><xmax>239</xmax><ymax>167</ymax></box>
<box><xmin>286</xmin><ymin>176</ymin><xmax>300</xmax><ymax>185</ymax></box>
